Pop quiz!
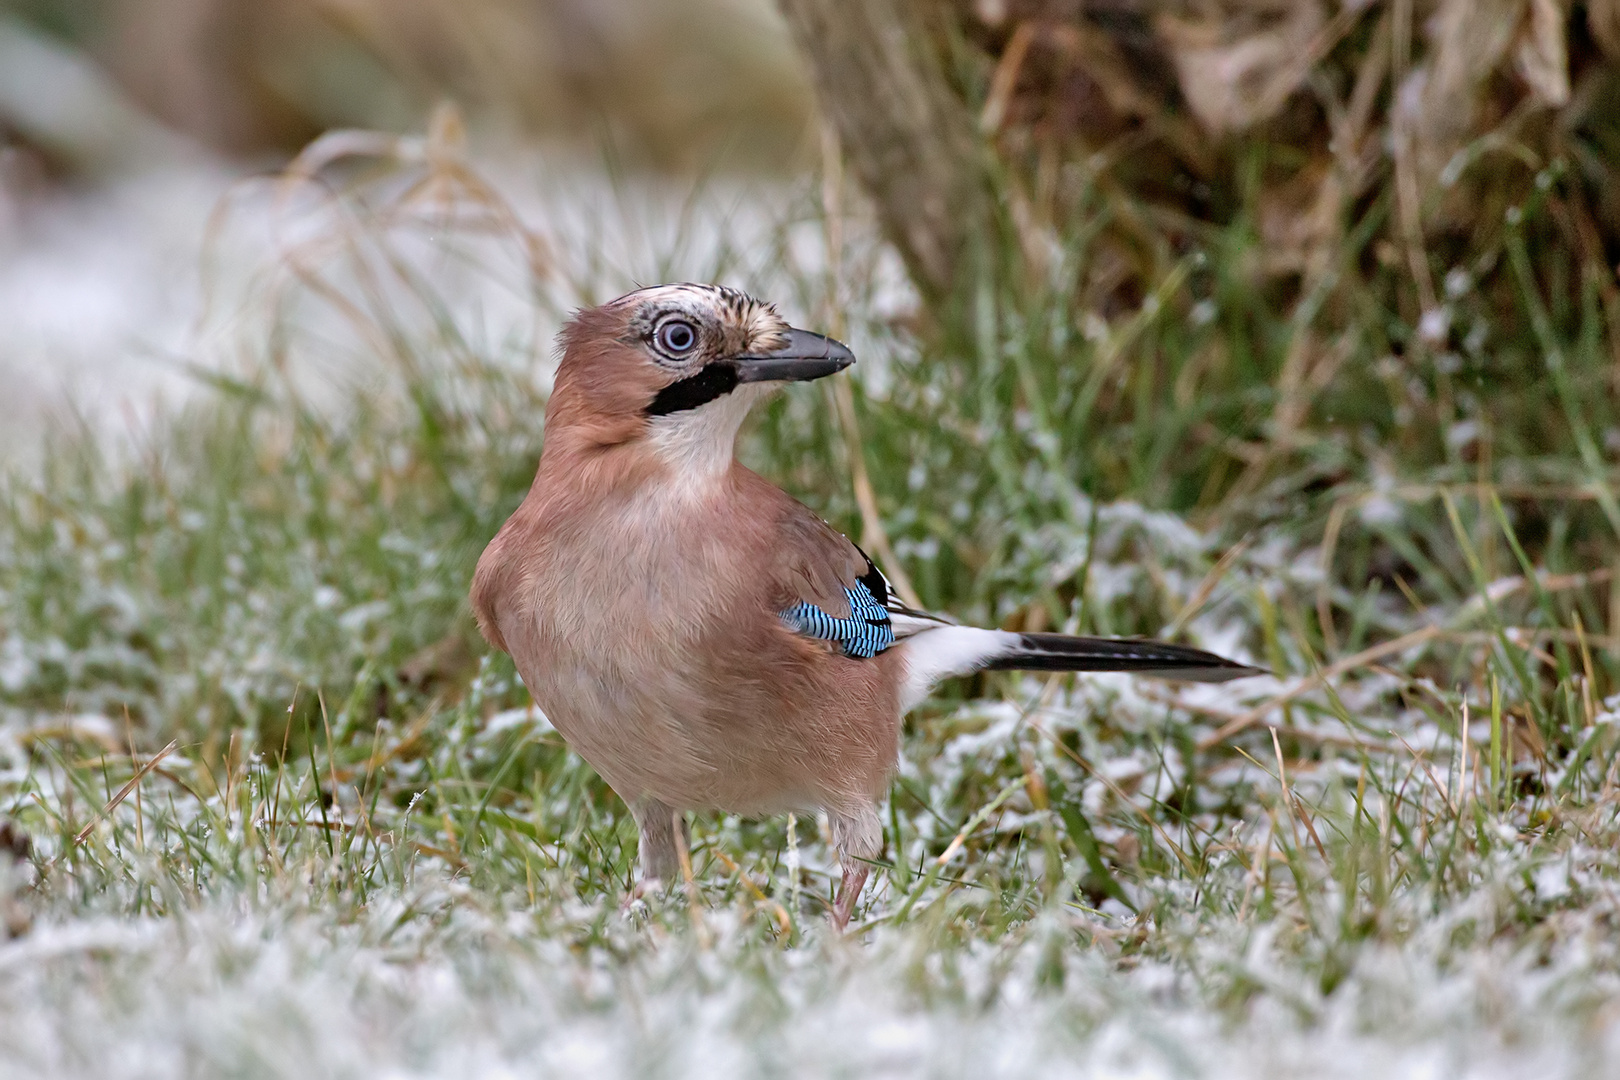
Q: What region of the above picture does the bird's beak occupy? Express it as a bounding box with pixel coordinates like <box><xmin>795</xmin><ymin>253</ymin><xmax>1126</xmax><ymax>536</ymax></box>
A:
<box><xmin>733</xmin><ymin>328</ymin><xmax>855</xmax><ymax>383</ymax></box>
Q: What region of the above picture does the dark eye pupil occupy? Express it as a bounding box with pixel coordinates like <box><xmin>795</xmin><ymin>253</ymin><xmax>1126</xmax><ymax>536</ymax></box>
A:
<box><xmin>660</xmin><ymin>322</ymin><xmax>696</xmax><ymax>353</ymax></box>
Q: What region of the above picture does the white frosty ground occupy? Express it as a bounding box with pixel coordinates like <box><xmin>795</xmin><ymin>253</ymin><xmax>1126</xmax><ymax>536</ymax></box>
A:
<box><xmin>0</xmin><ymin>889</ymin><xmax>1616</xmax><ymax>1080</ymax></box>
<box><xmin>0</xmin><ymin>163</ymin><xmax>228</xmax><ymax>458</ymax></box>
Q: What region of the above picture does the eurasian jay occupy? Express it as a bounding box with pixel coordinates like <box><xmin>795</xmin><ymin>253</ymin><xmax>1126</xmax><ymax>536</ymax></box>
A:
<box><xmin>471</xmin><ymin>283</ymin><xmax>1259</xmax><ymax>928</ymax></box>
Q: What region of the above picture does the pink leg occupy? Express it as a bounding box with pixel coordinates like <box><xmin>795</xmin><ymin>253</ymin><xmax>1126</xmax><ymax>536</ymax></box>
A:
<box><xmin>832</xmin><ymin>860</ymin><xmax>870</xmax><ymax>930</ymax></box>
<box><xmin>620</xmin><ymin>799</ymin><xmax>685</xmax><ymax>913</ymax></box>
<box><xmin>829</xmin><ymin>804</ymin><xmax>882</xmax><ymax>931</ymax></box>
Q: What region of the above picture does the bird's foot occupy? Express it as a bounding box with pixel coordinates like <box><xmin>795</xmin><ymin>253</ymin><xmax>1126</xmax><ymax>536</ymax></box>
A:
<box><xmin>619</xmin><ymin>876</ymin><xmax>665</xmax><ymax>920</ymax></box>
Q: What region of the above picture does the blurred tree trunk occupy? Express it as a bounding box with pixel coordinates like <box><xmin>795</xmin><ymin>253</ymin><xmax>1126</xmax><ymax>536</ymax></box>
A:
<box><xmin>775</xmin><ymin>0</ymin><xmax>996</xmax><ymax>306</ymax></box>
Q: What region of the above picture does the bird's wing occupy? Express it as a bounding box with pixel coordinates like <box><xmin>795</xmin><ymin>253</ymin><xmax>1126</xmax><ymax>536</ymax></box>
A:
<box><xmin>767</xmin><ymin>503</ymin><xmax>909</xmax><ymax>660</ymax></box>
<box><xmin>760</xmin><ymin>496</ymin><xmax>1260</xmax><ymax>681</ymax></box>
<box><xmin>773</xmin><ymin>508</ymin><xmax>866</xmax><ymax>619</ymax></box>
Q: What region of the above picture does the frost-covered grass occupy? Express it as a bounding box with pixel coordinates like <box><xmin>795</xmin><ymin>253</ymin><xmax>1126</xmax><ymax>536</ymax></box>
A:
<box><xmin>5</xmin><ymin>132</ymin><xmax>1620</xmax><ymax>1077</ymax></box>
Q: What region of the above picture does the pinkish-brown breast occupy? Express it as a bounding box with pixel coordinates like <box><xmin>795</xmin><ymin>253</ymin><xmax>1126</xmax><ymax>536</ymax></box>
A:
<box><xmin>472</xmin><ymin>456</ymin><xmax>903</xmax><ymax>816</ymax></box>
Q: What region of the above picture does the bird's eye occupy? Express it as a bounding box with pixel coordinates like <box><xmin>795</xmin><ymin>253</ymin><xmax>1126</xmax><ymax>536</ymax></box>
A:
<box><xmin>657</xmin><ymin>320</ymin><xmax>698</xmax><ymax>356</ymax></box>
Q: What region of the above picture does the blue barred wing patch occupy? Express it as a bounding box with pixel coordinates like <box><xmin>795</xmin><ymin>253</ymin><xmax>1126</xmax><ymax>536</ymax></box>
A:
<box><xmin>780</xmin><ymin>579</ymin><xmax>896</xmax><ymax>659</ymax></box>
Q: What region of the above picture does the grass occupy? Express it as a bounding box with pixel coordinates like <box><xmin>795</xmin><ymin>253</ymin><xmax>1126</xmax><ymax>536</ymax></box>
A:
<box><xmin>4</xmin><ymin>128</ymin><xmax>1620</xmax><ymax>1076</ymax></box>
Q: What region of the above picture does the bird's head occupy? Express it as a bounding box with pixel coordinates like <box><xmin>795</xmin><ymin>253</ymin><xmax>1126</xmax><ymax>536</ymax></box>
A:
<box><xmin>544</xmin><ymin>283</ymin><xmax>854</xmax><ymax>478</ymax></box>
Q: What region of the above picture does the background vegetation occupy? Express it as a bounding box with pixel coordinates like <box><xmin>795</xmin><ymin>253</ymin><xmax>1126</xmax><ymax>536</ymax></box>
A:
<box><xmin>3</xmin><ymin>1</ymin><xmax>1620</xmax><ymax>1076</ymax></box>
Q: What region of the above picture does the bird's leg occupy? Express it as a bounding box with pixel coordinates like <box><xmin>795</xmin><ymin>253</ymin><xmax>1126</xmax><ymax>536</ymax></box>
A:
<box><xmin>629</xmin><ymin>798</ymin><xmax>686</xmax><ymax>898</ymax></box>
<box><xmin>832</xmin><ymin>862</ymin><xmax>869</xmax><ymax>931</ymax></box>
<box><xmin>829</xmin><ymin>804</ymin><xmax>882</xmax><ymax>931</ymax></box>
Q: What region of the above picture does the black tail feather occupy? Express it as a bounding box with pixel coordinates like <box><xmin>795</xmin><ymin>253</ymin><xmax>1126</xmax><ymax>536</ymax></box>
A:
<box><xmin>982</xmin><ymin>633</ymin><xmax>1263</xmax><ymax>683</ymax></box>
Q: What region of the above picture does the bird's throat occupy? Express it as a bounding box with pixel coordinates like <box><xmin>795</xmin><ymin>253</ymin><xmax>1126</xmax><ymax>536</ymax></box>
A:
<box><xmin>643</xmin><ymin>382</ymin><xmax>770</xmax><ymax>495</ymax></box>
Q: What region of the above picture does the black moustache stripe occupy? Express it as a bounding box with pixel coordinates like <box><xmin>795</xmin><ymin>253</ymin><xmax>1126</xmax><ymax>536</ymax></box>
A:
<box><xmin>645</xmin><ymin>364</ymin><xmax>739</xmax><ymax>416</ymax></box>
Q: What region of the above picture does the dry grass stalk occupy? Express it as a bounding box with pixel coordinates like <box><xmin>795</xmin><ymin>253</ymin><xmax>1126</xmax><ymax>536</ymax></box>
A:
<box><xmin>889</xmin><ymin>0</ymin><xmax>1620</xmax><ymax>339</ymax></box>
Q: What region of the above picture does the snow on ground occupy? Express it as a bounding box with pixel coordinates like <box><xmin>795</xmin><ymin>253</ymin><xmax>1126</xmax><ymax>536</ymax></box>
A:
<box><xmin>1</xmin><ymin>891</ymin><xmax>1616</xmax><ymax>1080</ymax></box>
<box><xmin>0</xmin><ymin>162</ymin><xmax>232</xmax><ymax>458</ymax></box>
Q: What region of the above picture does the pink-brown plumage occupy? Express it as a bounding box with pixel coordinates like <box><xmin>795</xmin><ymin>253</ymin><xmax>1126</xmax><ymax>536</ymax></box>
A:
<box><xmin>476</xmin><ymin>462</ymin><xmax>904</xmax><ymax>817</ymax></box>
<box><xmin>472</xmin><ymin>283</ymin><xmax>1261</xmax><ymax>927</ymax></box>
<box><xmin>473</xmin><ymin>285</ymin><xmax>898</xmax><ymax>911</ymax></box>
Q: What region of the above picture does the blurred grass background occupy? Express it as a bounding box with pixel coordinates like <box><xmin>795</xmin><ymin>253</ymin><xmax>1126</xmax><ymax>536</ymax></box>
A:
<box><xmin>0</xmin><ymin>0</ymin><xmax>813</xmax><ymax>171</ymax></box>
<box><xmin>4</xmin><ymin>1</ymin><xmax>1620</xmax><ymax>1076</ymax></box>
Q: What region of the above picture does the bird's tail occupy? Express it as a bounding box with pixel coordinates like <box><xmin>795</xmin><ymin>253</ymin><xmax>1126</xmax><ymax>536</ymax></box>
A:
<box><xmin>895</xmin><ymin>624</ymin><xmax>1261</xmax><ymax>710</ymax></box>
<box><xmin>980</xmin><ymin>632</ymin><xmax>1262</xmax><ymax>683</ymax></box>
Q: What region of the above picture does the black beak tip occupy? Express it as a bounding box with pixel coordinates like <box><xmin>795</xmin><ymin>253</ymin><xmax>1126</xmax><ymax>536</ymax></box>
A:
<box><xmin>734</xmin><ymin>327</ymin><xmax>857</xmax><ymax>383</ymax></box>
<box><xmin>780</xmin><ymin>327</ymin><xmax>855</xmax><ymax>365</ymax></box>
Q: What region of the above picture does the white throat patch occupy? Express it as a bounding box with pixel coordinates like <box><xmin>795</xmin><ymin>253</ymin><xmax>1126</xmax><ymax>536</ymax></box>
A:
<box><xmin>645</xmin><ymin>382</ymin><xmax>773</xmax><ymax>494</ymax></box>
